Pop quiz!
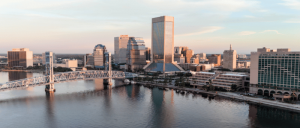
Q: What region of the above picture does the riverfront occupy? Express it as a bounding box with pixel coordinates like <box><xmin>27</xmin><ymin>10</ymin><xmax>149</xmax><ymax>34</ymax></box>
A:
<box><xmin>1</xmin><ymin>72</ymin><xmax>300</xmax><ymax>128</ymax></box>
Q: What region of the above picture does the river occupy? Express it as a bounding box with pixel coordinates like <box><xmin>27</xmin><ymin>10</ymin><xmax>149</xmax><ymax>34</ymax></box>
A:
<box><xmin>0</xmin><ymin>72</ymin><xmax>300</xmax><ymax>128</ymax></box>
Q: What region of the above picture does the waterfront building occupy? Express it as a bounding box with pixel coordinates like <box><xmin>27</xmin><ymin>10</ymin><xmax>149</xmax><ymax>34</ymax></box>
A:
<box><xmin>207</xmin><ymin>54</ymin><xmax>221</xmax><ymax>66</ymax></box>
<box><xmin>93</xmin><ymin>44</ymin><xmax>107</xmax><ymax>68</ymax></box>
<box><xmin>54</xmin><ymin>59</ymin><xmax>78</xmax><ymax>71</ymax></box>
<box><xmin>114</xmin><ymin>35</ymin><xmax>130</xmax><ymax>64</ymax></box>
<box><xmin>126</xmin><ymin>37</ymin><xmax>147</xmax><ymax>71</ymax></box>
<box><xmin>191</xmin><ymin>72</ymin><xmax>249</xmax><ymax>91</ymax></box>
<box><xmin>250</xmin><ymin>47</ymin><xmax>300</xmax><ymax>99</ymax></box>
<box><xmin>143</xmin><ymin>16</ymin><xmax>184</xmax><ymax>72</ymax></box>
<box><xmin>7</xmin><ymin>48</ymin><xmax>33</xmax><ymax>68</ymax></box>
<box><xmin>84</xmin><ymin>53</ymin><xmax>94</xmax><ymax>68</ymax></box>
<box><xmin>223</xmin><ymin>44</ymin><xmax>237</xmax><ymax>70</ymax></box>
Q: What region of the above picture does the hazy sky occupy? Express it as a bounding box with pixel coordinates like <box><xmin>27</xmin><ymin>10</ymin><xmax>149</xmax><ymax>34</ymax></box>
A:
<box><xmin>0</xmin><ymin>0</ymin><xmax>300</xmax><ymax>54</ymax></box>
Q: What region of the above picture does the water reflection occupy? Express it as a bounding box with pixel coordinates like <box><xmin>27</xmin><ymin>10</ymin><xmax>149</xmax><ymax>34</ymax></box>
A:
<box><xmin>45</xmin><ymin>92</ymin><xmax>57</xmax><ymax>128</ymax></box>
<box><xmin>8</xmin><ymin>72</ymin><xmax>33</xmax><ymax>81</ymax></box>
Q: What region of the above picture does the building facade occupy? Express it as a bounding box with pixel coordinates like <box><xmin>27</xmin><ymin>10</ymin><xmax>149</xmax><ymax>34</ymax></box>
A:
<box><xmin>145</xmin><ymin>47</ymin><xmax>151</xmax><ymax>61</ymax></box>
<box><xmin>84</xmin><ymin>53</ymin><xmax>94</xmax><ymax>68</ymax></box>
<box><xmin>144</xmin><ymin>16</ymin><xmax>184</xmax><ymax>72</ymax></box>
<box><xmin>250</xmin><ymin>47</ymin><xmax>300</xmax><ymax>98</ymax></box>
<box><xmin>7</xmin><ymin>48</ymin><xmax>33</xmax><ymax>68</ymax></box>
<box><xmin>207</xmin><ymin>54</ymin><xmax>221</xmax><ymax>66</ymax></box>
<box><xmin>93</xmin><ymin>44</ymin><xmax>106</xmax><ymax>68</ymax></box>
<box><xmin>114</xmin><ymin>35</ymin><xmax>130</xmax><ymax>64</ymax></box>
<box><xmin>223</xmin><ymin>44</ymin><xmax>237</xmax><ymax>70</ymax></box>
<box><xmin>126</xmin><ymin>37</ymin><xmax>147</xmax><ymax>71</ymax></box>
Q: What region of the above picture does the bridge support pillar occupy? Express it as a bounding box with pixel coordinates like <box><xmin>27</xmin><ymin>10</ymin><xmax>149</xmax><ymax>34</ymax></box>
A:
<box><xmin>104</xmin><ymin>78</ymin><xmax>112</xmax><ymax>86</ymax></box>
<box><xmin>45</xmin><ymin>83</ymin><xmax>56</xmax><ymax>92</ymax></box>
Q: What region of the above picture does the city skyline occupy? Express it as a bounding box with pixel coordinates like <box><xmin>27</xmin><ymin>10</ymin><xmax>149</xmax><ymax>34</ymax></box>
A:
<box><xmin>1</xmin><ymin>0</ymin><xmax>300</xmax><ymax>54</ymax></box>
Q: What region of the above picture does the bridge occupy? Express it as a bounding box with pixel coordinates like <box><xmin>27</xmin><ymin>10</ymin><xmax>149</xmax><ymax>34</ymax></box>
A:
<box><xmin>0</xmin><ymin>70</ymin><xmax>138</xmax><ymax>92</ymax></box>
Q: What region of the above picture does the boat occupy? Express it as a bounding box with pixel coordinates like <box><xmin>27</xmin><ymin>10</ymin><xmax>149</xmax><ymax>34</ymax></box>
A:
<box><xmin>124</xmin><ymin>79</ymin><xmax>130</xmax><ymax>85</ymax></box>
<box><xmin>131</xmin><ymin>81</ymin><xmax>136</xmax><ymax>85</ymax></box>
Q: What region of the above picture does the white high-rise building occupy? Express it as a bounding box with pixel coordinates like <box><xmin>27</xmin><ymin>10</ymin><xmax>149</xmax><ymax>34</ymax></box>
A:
<box><xmin>114</xmin><ymin>35</ymin><xmax>130</xmax><ymax>64</ymax></box>
<box><xmin>223</xmin><ymin>44</ymin><xmax>237</xmax><ymax>70</ymax></box>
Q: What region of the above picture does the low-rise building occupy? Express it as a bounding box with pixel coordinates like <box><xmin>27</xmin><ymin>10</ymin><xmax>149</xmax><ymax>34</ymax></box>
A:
<box><xmin>54</xmin><ymin>59</ymin><xmax>78</xmax><ymax>71</ymax></box>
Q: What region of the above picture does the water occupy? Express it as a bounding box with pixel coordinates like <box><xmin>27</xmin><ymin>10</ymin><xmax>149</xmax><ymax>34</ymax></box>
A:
<box><xmin>1</xmin><ymin>72</ymin><xmax>300</xmax><ymax>128</ymax></box>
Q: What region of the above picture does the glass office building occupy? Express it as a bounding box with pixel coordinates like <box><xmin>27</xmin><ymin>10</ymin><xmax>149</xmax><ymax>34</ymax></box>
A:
<box><xmin>144</xmin><ymin>16</ymin><xmax>183</xmax><ymax>72</ymax></box>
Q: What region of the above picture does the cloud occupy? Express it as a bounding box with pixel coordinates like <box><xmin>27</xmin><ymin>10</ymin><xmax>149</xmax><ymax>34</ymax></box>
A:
<box><xmin>144</xmin><ymin>0</ymin><xmax>260</xmax><ymax>12</ymax></box>
<box><xmin>239</xmin><ymin>31</ymin><xmax>256</xmax><ymax>35</ymax></box>
<box><xmin>261</xmin><ymin>30</ymin><xmax>282</xmax><ymax>34</ymax></box>
<box><xmin>285</xmin><ymin>19</ymin><xmax>300</xmax><ymax>23</ymax></box>
<box><xmin>244</xmin><ymin>15</ymin><xmax>255</xmax><ymax>18</ymax></box>
<box><xmin>176</xmin><ymin>26</ymin><xmax>223</xmax><ymax>36</ymax></box>
<box><xmin>279</xmin><ymin>0</ymin><xmax>300</xmax><ymax>10</ymax></box>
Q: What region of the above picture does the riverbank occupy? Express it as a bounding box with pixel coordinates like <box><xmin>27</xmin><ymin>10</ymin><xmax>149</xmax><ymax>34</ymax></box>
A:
<box><xmin>136</xmin><ymin>81</ymin><xmax>300</xmax><ymax>113</ymax></box>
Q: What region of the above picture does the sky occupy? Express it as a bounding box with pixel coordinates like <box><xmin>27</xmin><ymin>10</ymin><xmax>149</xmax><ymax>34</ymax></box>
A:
<box><xmin>0</xmin><ymin>0</ymin><xmax>300</xmax><ymax>54</ymax></box>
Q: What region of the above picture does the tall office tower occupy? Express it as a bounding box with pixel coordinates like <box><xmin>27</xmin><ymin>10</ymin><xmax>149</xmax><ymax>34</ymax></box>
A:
<box><xmin>198</xmin><ymin>53</ymin><xmax>206</xmax><ymax>59</ymax></box>
<box><xmin>144</xmin><ymin>16</ymin><xmax>184</xmax><ymax>72</ymax></box>
<box><xmin>207</xmin><ymin>54</ymin><xmax>221</xmax><ymax>66</ymax></box>
<box><xmin>7</xmin><ymin>48</ymin><xmax>33</xmax><ymax>68</ymax></box>
<box><xmin>249</xmin><ymin>47</ymin><xmax>300</xmax><ymax>97</ymax></box>
<box><xmin>84</xmin><ymin>53</ymin><xmax>94</xmax><ymax>68</ymax></box>
<box><xmin>93</xmin><ymin>44</ymin><xmax>107</xmax><ymax>68</ymax></box>
<box><xmin>223</xmin><ymin>44</ymin><xmax>237</xmax><ymax>70</ymax></box>
<box><xmin>184</xmin><ymin>49</ymin><xmax>194</xmax><ymax>63</ymax></box>
<box><xmin>145</xmin><ymin>47</ymin><xmax>151</xmax><ymax>61</ymax></box>
<box><xmin>114</xmin><ymin>35</ymin><xmax>130</xmax><ymax>64</ymax></box>
<box><xmin>42</xmin><ymin>52</ymin><xmax>56</xmax><ymax>65</ymax></box>
<box><xmin>126</xmin><ymin>37</ymin><xmax>147</xmax><ymax>71</ymax></box>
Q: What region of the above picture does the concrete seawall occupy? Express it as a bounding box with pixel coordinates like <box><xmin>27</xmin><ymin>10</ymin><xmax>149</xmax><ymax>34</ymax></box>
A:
<box><xmin>137</xmin><ymin>82</ymin><xmax>300</xmax><ymax>113</ymax></box>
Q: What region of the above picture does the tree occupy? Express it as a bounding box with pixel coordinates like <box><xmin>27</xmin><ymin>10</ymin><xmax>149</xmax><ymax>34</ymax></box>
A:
<box><xmin>231</xmin><ymin>84</ymin><xmax>237</xmax><ymax>91</ymax></box>
<box><xmin>202</xmin><ymin>85</ymin><xmax>208</xmax><ymax>91</ymax></box>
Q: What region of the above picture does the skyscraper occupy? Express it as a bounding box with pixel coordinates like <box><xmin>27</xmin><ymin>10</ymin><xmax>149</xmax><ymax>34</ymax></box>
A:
<box><xmin>126</xmin><ymin>37</ymin><xmax>147</xmax><ymax>71</ymax></box>
<box><xmin>7</xmin><ymin>48</ymin><xmax>33</xmax><ymax>68</ymax></box>
<box><xmin>144</xmin><ymin>16</ymin><xmax>184</xmax><ymax>72</ymax></box>
<box><xmin>93</xmin><ymin>44</ymin><xmax>106</xmax><ymax>68</ymax></box>
<box><xmin>223</xmin><ymin>44</ymin><xmax>237</xmax><ymax>70</ymax></box>
<box><xmin>114</xmin><ymin>35</ymin><xmax>130</xmax><ymax>64</ymax></box>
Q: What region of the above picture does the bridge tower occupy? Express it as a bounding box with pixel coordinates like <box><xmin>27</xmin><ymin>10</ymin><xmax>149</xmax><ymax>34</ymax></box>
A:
<box><xmin>104</xmin><ymin>52</ymin><xmax>112</xmax><ymax>85</ymax></box>
<box><xmin>45</xmin><ymin>51</ymin><xmax>55</xmax><ymax>92</ymax></box>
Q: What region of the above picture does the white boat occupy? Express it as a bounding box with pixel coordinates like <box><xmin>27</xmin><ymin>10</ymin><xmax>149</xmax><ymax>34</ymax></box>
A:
<box><xmin>131</xmin><ymin>81</ymin><xmax>136</xmax><ymax>85</ymax></box>
<box><xmin>124</xmin><ymin>79</ymin><xmax>130</xmax><ymax>85</ymax></box>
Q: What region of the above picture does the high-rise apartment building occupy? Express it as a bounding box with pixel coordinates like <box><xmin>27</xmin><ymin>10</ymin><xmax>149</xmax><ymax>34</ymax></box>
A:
<box><xmin>114</xmin><ymin>35</ymin><xmax>130</xmax><ymax>64</ymax></box>
<box><xmin>144</xmin><ymin>16</ymin><xmax>184</xmax><ymax>72</ymax></box>
<box><xmin>126</xmin><ymin>37</ymin><xmax>147</xmax><ymax>71</ymax></box>
<box><xmin>250</xmin><ymin>47</ymin><xmax>300</xmax><ymax>98</ymax></box>
<box><xmin>93</xmin><ymin>44</ymin><xmax>106</xmax><ymax>68</ymax></box>
<box><xmin>223</xmin><ymin>44</ymin><xmax>237</xmax><ymax>70</ymax></box>
<box><xmin>7</xmin><ymin>48</ymin><xmax>33</xmax><ymax>68</ymax></box>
